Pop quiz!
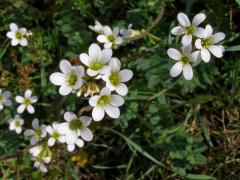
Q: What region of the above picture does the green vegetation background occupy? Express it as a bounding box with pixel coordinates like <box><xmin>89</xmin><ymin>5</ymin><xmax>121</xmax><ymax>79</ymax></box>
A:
<box><xmin>0</xmin><ymin>0</ymin><xmax>240</xmax><ymax>179</ymax></box>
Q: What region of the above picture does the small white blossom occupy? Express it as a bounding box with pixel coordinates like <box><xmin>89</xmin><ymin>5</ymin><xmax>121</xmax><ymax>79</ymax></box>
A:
<box><xmin>6</xmin><ymin>23</ymin><xmax>28</xmax><ymax>46</ymax></box>
<box><xmin>24</xmin><ymin>119</ymin><xmax>46</xmax><ymax>145</ymax></box>
<box><xmin>9</xmin><ymin>115</ymin><xmax>24</xmax><ymax>134</ymax></box>
<box><xmin>102</xmin><ymin>58</ymin><xmax>133</xmax><ymax>96</ymax></box>
<box><xmin>167</xmin><ymin>45</ymin><xmax>198</xmax><ymax>80</ymax></box>
<box><xmin>46</xmin><ymin>122</ymin><xmax>65</xmax><ymax>147</ymax></box>
<box><xmin>89</xmin><ymin>20</ymin><xmax>104</xmax><ymax>34</ymax></box>
<box><xmin>0</xmin><ymin>89</ymin><xmax>12</xmax><ymax>111</ymax></box>
<box><xmin>89</xmin><ymin>87</ymin><xmax>124</xmax><ymax>121</ymax></box>
<box><xmin>97</xmin><ymin>26</ymin><xmax>123</xmax><ymax>48</ymax></box>
<box><xmin>120</xmin><ymin>24</ymin><xmax>133</xmax><ymax>38</ymax></box>
<box><xmin>171</xmin><ymin>12</ymin><xmax>206</xmax><ymax>45</ymax></box>
<box><xmin>58</xmin><ymin>112</ymin><xmax>93</xmax><ymax>152</ymax></box>
<box><xmin>195</xmin><ymin>24</ymin><xmax>225</xmax><ymax>62</ymax></box>
<box><xmin>50</xmin><ymin>60</ymin><xmax>84</xmax><ymax>96</ymax></box>
<box><xmin>15</xmin><ymin>89</ymin><xmax>38</xmax><ymax>114</ymax></box>
<box><xmin>80</xmin><ymin>43</ymin><xmax>112</xmax><ymax>77</ymax></box>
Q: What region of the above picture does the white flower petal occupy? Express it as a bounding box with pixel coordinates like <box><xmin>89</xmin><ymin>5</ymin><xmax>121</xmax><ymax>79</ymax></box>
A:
<box><xmin>19</xmin><ymin>28</ymin><xmax>27</xmax><ymax>35</ymax></box>
<box><xmin>89</xmin><ymin>43</ymin><xmax>101</xmax><ymax>60</ymax></box>
<box><xmin>2</xmin><ymin>91</ymin><xmax>11</xmax><ymax>98</ymax></box>
<box><xmin>204</xmin><ymin>25</ymin><xmax>213</xmax><ymax>38</ymax></box>
<box><xmin>25</xmin><ymin>89</ymin><xmax>32</xmax><ymax>98</ymax></box>
<box><xmin>104</xmin><ymin>42</ymin><xmax>112</xmax><ymax>49</ymax></box>
<box><xmin>119</xmin><ymin>69</ymin><xmax>133</xmax><ymax>82</ymax></box>
<box><xmin>48</xmin><ymin>137</ymin><xmax>56</xmax><ymax>147</ymax></box>
<box><xmin>208</xmin><ymin>45</ymin><xmax>223</xmax><ymax>58</ymax></box>
<box><xmin>183</xmin><ymin>64</ymin><xmax>193</xmax><ymax>80</ymax></box>
<box><xmin>44</xmin><ymin>157</ymin><xmax>51</xmax><ymax>164</ymax></box>
<box><xmin>67</xmin><ymin>144</ymin><xmax>75</xmax><ymax>152</ymax></box>
<box><xmin>201</xmin><ymin>48</ymin><xmax>211</xmax><ymax>62</ymax></box>
<box><xmin>32</xmin><ymin>119</ymin><xmax>39</xmax><ymax>129</ymax></box>
<box><xmin>58</xmin><ymin>135</ymin><xmax>66</xmax><ymax>143</ymax></box>
<box><xmin>177</xmin><ymin>12</ymin><xmax>191</xmax><ymax>27</ymax></box>
<box><xmin>99</xmin><ymin>66</ymin><xmax>110</xmax><ymax>75</ymax></box>
<box><xmin>113</xmin><ymin>27</ymin><xmax>119</xmax><ymax>35</ymax></box>
<box><xmin>194</xmin><ymin>27</ymin><xmax>205</xmax><ymax>38</ymax></box>
<box><xmin>30</xmin><ymin>96</ymin><xmax>38</xmax><ymax>103</ymax></box>
<box><xmin>79</xmin><ymin>53</ymin><xmax>90</xmax><ymax>66</ymax></box>
<box><xmin>27</xmin><ymin>105</ymin><xmax>35</xmax><ymax>114</ymax></box>
<box><xmin>66</xmin><ymin>132</ymin><xmax>77</xmax><ymax>144</ymax></box>
<box><xmin>211</xmin><ymin>32</ymin><xmax>225</xmax><ymax>44</ymax></box>
<box><xmin>59</xmin><ymin>85</ymin><xmax>72</xmax><ymax>96</ymax></box>
<box><xmin>39</xmin><ymin>163</ymin><xmax>47</xmax><ymax>172</ymax></box>
<box><xmin>17</xmin><ymin>104</ymin><xmax>26</xmax><ymax>114</ymax></box>
<box><xmin>24</xmin><ymin>129</ymin><xmax>34</xmax><ymax>136</ymax></box>
<box><xmin>170</xmin><ymin>62</ymin><xmax>183</xmax><ymax>77</ymax></box>
<box><xmin>97</xmin><ymin>35</ymin><xmax>107</xmax><ymax>43</ymax></box>
<box><xmin>16</xmin><ymin>127</ymin><xmax>22</xmax><ymax>134</ymax></box>
<box><xmin>87</xmin><ymin>69</ymin><xmax>99</xmax><ymax>76</ymax></box>
<box><xmin>64</xmin><ymin>112</ymin><xmax>77</xmax><ymax>122</ymax></box>
<box><xmin>89</xmin><ymin>96</ymin><xmax>99</xmax><ymax>107</ymax></box>
<box><xmin>100</xmin><ymin>87</ymin><xmax>111</xmax><ymax>95</ymax></box>
<box><xmin>11</xmin><ymin>39</ymin><xmax>19</xmax><ymax>46</ymax></box>
<box><xmin>110</xmin><ymin>95</ymin><xmax>124</xmax><ymax>106</ymax></box>
<box><xmin>171</xmin><ymin>26</ymin><xmax>184</xmax><ymax>35</ymax></box>
<box><xmin>50</xmin><ymin>72</ymin><xmax>66</xmax><ymax>86</ymax></box>
<box><xmin>101</xmin><ymin>48</ymin><xmax>112</xmax><ymax>63</ymax></box>
<box><xmin>191</xmin><ymin>50</ymin><xmax>200</xmax><ymax>62</ymax></box>
<box><xmin>10</xmin><ymin>23</ymin><xmax>18</xmax><ymax>32</ymax></box>
<box><xmin>15</xmin><ymin>96</ymin><xmax>24</xmax><ymax>103</ymax></box>
<box><xmin>80</xmin><ymin>127</ymin><xmax>93</xmax><ymax>141</ymax></box>
<box><xmin>104</xmin><ymin>104</ymin><xmax>120</xmax><ymax>119</ymax></box>
<box><xmin>92</xmin><ymin>106</ymin><xmax>105</xmax><ymax>121</ymax></box>
<box><xmin>30</xmin><ymin>136</ymin><xmax>38</xmax><ymax>145</ymax></box>
<box><xmin>192</xmin><ymin>13</ymin><xmax>206</xmax><ymax>26</ymax></box>
<box><xmin>57</xmin><ymin>122</ymin><xmax>69</xmax><ymax>134</ymax></box>
<box><xmin>60</xmin><ymin>60</ymin><xmax>72</xmax><ymax>74</ymax></box>
<box><xmin>167</xmin><ymin>48</ymin><xmax>181</xmax><ymax>60</ymax></box>
<box><xmin>195</xmin><ymin>39</ymin><xmax>202</xmax><ymax>49</ymax></box>
<box><xmin>116</xmin><ymin>83</ymin><xmax>128</xmax><ymax>96</ymax></box>
<box><xmin>109</xmin><ymin>58</ymin><xmax>121</xmax><ymax>72</ymax></box>
<box><xmin>115</xmin><ymin>37</ymin><xmax>123</xmax><ymax>45</ymax></box>
<box><xmin>103</xmin><ymin>26</ymin><xmax>113</xmax><ymax>35</ymax></box>
<box><xmin>6</xmin><ymin>31</ymin><xmax>15</xmax><ymax>39</ymax></box>
<box><xmin>3</xmin><ymin>99</ymin><xmax>12</xmax><ymax>106</ymax></box>
<box><xmin>182</xmin><ymin>45</ymin><xmax>192</xmax><ymax>55</ymax></box>
<box><xmin>81</xmin><ymin>116</ymin><xmax>92</xmax><ymax>126</ymax></box>
<box><xmin>46</xmin><ymin>126</ymin><xmax>53</xmax><ymax>134</ymax></box>
<box><xmin>76</xmin><ymin>139</ymin><xmax>84</xmax><ymax>148</ymax></box>
<box><xmin>181</xmin><ymin>35</ymin><xmax>192</xmax><ymax>45</ymax></box>
<box><xmin>20</xmin><ymin>38</ymin><xmax>27</xmax><ymax>46</ymax></box>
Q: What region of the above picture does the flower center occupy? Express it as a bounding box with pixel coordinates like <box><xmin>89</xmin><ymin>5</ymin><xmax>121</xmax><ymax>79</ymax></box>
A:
<box><xmin>108</xmin><ymin>35</ymin><xmax>116</xmax><ymax>43</ymax></box>
<box><xmin>67</xmin><ymin>71</ymin><xmax>78</xmax><ymax>86</ymax></box>
<box><xmin>69</xmin><ymin>119</ymin><xmax>83</xmax><ymax>131</ymax></box>
<box><xmin>34</xmin><ymin>129</ymin><xmax>42</xmax><ymax>136</ymax></box>
<box><xmin>52</xmin><ymin>131</ymin><xmax>60</xmax><ymax>139</ymax></box>
<box><xmin>15</xmin><ymin>120</ymin><xmax>20</xmax><ymax>127</ymax></box>
<box><xmin>201</xmin><ymin>39</ymin><xmax>212</xmax><ymax>48</ymax></box>
<box><xmin>24</xmin><ymin>98</ymin><xmax>30</xmax><ymax>105</ymax></box>
<box><xmin>97</xmin><ymin>95</ymin><xmax>111</xmax><ymax>106</ymax></box>
<box><xmin>109</xmin><ymin>71</ymin><xmax>121</xmax><ymax>86</ymax></box>
<box><xmin>185</xmin><ymin>26</ymin><xmax>195</xmax><ymax>35</ymax></box>
<box><xmin>90</xmin><ymin>60</ymin><xmax>104</xmax><ymax>71</ymax></box>
<box><xmin>16</xmin><ymin>32</ymin><xmax>22</xmax><ymax>40</ymax></box>
<box><xmin>180</xmin><ymin>55</ymin><xmax>190</xmax><ymax>64</ymax></box>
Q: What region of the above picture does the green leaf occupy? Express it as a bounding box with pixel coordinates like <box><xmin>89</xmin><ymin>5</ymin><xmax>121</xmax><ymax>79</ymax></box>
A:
<box><xmin>185</xmin><ymin>173</ymin><xmax>216</xmax><ymax>180</ymax></box>
<box><xmin>235</xmin><ymin>0</ymin><xmax>240</xmax><ymax>6</ymax></box>
<box><xmin>226</xmin><ymin>45</ymin><xmax>240</xmax><ymax>51</ymax></box>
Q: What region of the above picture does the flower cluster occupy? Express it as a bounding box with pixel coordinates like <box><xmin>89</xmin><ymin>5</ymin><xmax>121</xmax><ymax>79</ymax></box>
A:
<box><xmin>168</xmin><ymin>12</ymin><xmax>225</xmax><ymax>80</ymax></box>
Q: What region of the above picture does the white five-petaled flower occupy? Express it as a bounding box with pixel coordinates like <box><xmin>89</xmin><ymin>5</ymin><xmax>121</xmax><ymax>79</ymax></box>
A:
<box><xmin>50</xmin><ymin>60</ymin><xmax>84</xmax><ymax>96</ymax></box>
<box><xmin>102</xmin><ymin>58</ymin><xmax>133</xmax><ymax>96</ymax></box>
<box><xmin>46</xmin><ymin>122</ymin><xmax>65</xmax><ymax>147</ymax></box>
<box><xmin>89</xmin><ymin>20</ymin><xmax>104</xmax><ymax>34</ymax></box>
<box><xmin>6</xmin><ymin>23</ymin><xmax>28</xmax><ymax>46</ymax></box>
<box><xmin>24</xmin><ymin>119</ymin><xmax>46</xmax><ymax>145</ymax></box>
<box><xmin>58</xmin><ymin>112</ymin><xmax>93</xmax><ymax>152</ymax></box>
<box><xmin>15</xmin><ymin>89</ymin><xmax>38</xmax><ymax>114</ymax></box>
<box><xmin>9</xmin><ymin>115</ymin><xmax>24</xmax><ymax>134</ymax></box>
<box><xmin>0</xmin><ymin>89</ymin><xmax>12</xmax><ymax>111</ymax></box>
<box><xmin>120</xmin><ymin>24</ymin><xmax>133</xmax><ymax>38</ymax></box>
<box><xmin>195</xmin><ymin>24</ymin><xmax>225</xmax><ymax>62</ymax></box>
<box><xmin>97</xmin><ymin>26</ymin><xmax>123</xmax><ymax>48</ymax></box>
<box><xmin>80</xmin><ymin>43</ymin><xmax>112</xmax><ymax>77</ymax></box>
<box><xmin>89</xmin><ymin>87</ymin><xmax>124</xmax><ymax>121</ymax></box>
<box><xmin>33</xmin><ymin>156</ymin><xmax>51</xmax><ymax>173</ymax></box>
<box><xmin>171</xmin><ymin>12</ymin><xmax>206</xmax><ymax>45</ymax></box>
<box><xmin>167</xmin><ymin>45</ymin><xmax>198</xmax><ymax>80</ymax></box>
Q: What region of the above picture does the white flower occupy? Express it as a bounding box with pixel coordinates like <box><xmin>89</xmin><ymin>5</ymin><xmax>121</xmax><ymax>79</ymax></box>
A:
<box><xmin>167</xmin><ymin>45</ymin><xmax>198</xmax><ymax>80</ymax></box>
<box><xmin>9</xmin><ymin>115</ymin><xmax>24</xmax><ymax>134</ymax></box>
<box><xmin>120</xmin><ymin>24</ymin><xmax>133</xmax><ymax>38</ymax></box>
<box><xmin>33</xmin><ymin>156</ymin><xmax>51</xmax><ymax>173</ymax></box>
<box><xmin>6</xmin><ymin>23</ymin><xmax>28</xmax><ymax>46</ymax></box>
<box><xmin>50</xmin><ymin>60</ymin><xmax>84</xmax><ymax>96</ymax></box>
<box><xmin>46</xmin><ymin>122</ymin><xmax>65</xmax><ymax>147</ymax></box>
<box><xmin>89</xmin><ymin>20</ymin><xmax>104</xmax><ymax>34</ymax></box>
<box><xmin>195</xmin><ymin>24</ymin><xmax>225</xmax><ymax>62</ymax></box>
<box><xmin>0</xmin><ymin>89</ymin><xmax>12</xmax><ymax>111</ymax></box>
<box><xmin>171</xmin><ymin>12</ymin><xmax>206</xmax><ymax>45</ymax></box>
<box><xmin>89</xmin><ymin>87</ymin><xmax>124</xmax><ymax>121</ymax></box>
<box><xmin>29</xmin><ymin>145</ymin><xmax>43</xmax><ymax>157</ymax></box>
<box><xmin>80</xmin><ymin>43</ymin><xmax>112</xmax><ymax>77</ymax></box>
<box><xmin>15</xmin><ymin>89</ymin><xmax>38</xmax><ymax>114</ymax></box>
<box><xmin>102</xmin><ymin>58</ymin><xmax>133</xmax><ymax>96</ymax></box>
<box><xmin>58</xmin><ymin>112</ymin><xmax>93</xmax><ymax>152</ymax></box>
<box><xmin>97</xmin><ymin>26</ymin><xmax>123</xmax><ymax>48</ymax></box>
<box><xmin>24</xmin><ymin>119</ymin><xmax>46</xmax><ymax>145</ymax></box>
